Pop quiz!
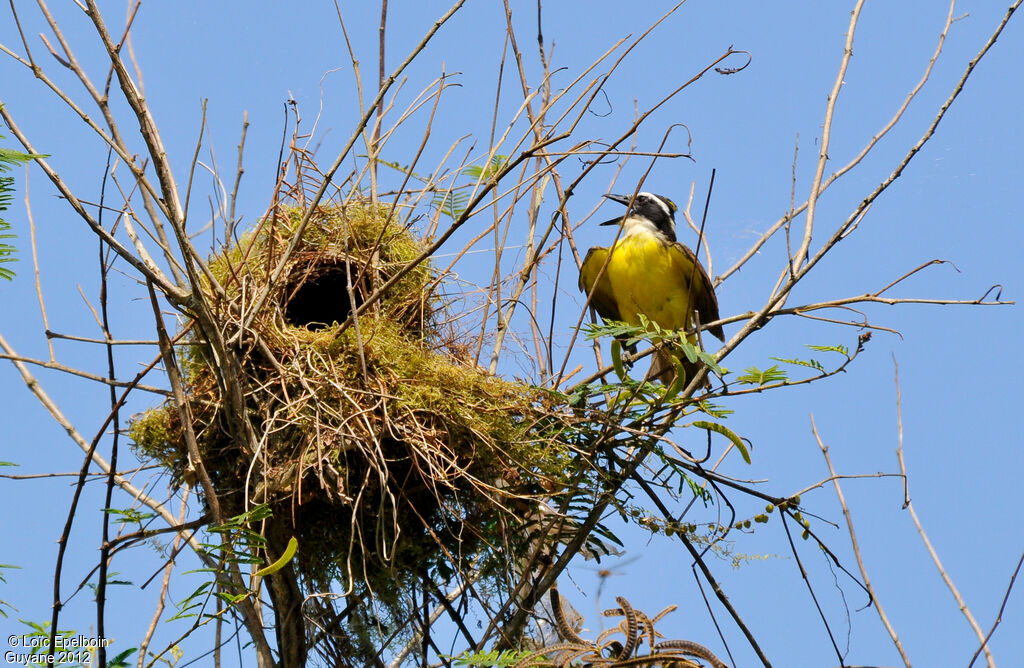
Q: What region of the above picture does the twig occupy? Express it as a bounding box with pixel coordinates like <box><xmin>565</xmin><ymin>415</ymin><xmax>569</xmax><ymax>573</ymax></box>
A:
<box><xmin>229</xmin><ymin>111</ymin><xmax>249</xmax><ymax>235</ymax></box>
<box><xmin>894</xmin><ymin>357</ymin><xmax>995</xmax><ymax>667</ymax></box>
<box><xmin>717</xmin><ymin>0</ymin><xmax>960</xmax><ymax>286</ymax></box>
<box><xmin>813</xmin><ymin>415</ymin><xmax>910</xmax><ymax>667</ymax></box>
<box><xmin>235</xmin><ymin>0</ymin><xmax>468</xmax><ymax>337</ymax></box>
<box><xmin>23</xmin><ymin>166</ymin><xmax>54</xmax><ymax>361</ymax></box>
<box><xmin>0</xmin><ymin>352</ymin><xmax>170</xmax><ymax>394</ymax></box>
<box><xmin>96</xmin><ymin>148</ymin><xmax>117</xmax><ymax>668</ymax></box>
<box><xmin>0</xmin><ymin>332</ymin><xmax>199</xmax><ymax>543</ymax></box>
<box><xmin>85</xmin><ymin>0</ymin><xmax>184</xmax><ymax>224</ymax></box>
<box><xmin>634</xmin><ymin>474</ymin><xmax>771</xmax><ymax>667</ymax></box>
<box><xmin>969</xmin><ymin>550</ymin><xmax>1024</xmax><ymax>668</ymax></box>
<box><xmin>789</xmin><ymin>0</ymin><xmax>865</xmax><ymax>277</ymax></box>
<box><xmin>387</xmin><ymin>579</ymin><xmax>470</xmax><ymax>668</ymax></box>
<box><xmin>145</xmin><ymin>281</ymin><xmax>276</xmax><ymax>667</ymax></box>
<box><xmin>137</xmin><ymin>489</ymin><xmax>191</xmax><ymax>668</ymax></box>
<box><xmin>778</xmin><ymin>511</ymin><xmax>845</xmax><ymax>665</ymax></box>
<box><xmin>0</xmin><ymin>107</ymin><xmax>184</xmax><ymax>299</ymax></box>
<box><xmin>371</xmin><ymin>0</ymin><xmax>388</xmax><ymax>199</ymax></box>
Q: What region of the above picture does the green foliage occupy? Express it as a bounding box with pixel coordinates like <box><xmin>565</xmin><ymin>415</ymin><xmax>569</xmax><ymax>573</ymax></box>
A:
<box><xmin>0</xmin><ymin>562</ymin><xmax>19</xmax><ymax>583</ymax></box>
<box><xmin>433</xmin><ymin>187</ymin><xmax>469</xmax><ymax>219</ymax></box>
<box><xmin>739</xmin><ymin>344</ymin><xmax>852</xmax><ymax>386</ymax></box>
<box><xmin>772</xmin><ymin>355</ymin><xmax>825</xmax><ymax>372</ymax></box>
<box><xmin>584</xmin><ymin>316</ymin><xmax>724</xmax><ymax>377</ymax></box>
<box><xmin>451</xmin><ymin>648</ymin><xmax>531</xmax><ymax>667</ymax></box>
<box><xmin>172</xmin><ymin>504</ymin><xmax>273</xmax><ymax>621</ymax></box>
<box><xmin>806</xmin><ymin>343</ymin><xmax>849</xmax><ymax>356</ymax></box>
<box><xmin>86</xmin><ymin>571</ymin><xmax>132</xmax><ymax>596</ymax></box>
<box><xmin>254</xmin><ymin>535</ymin><xmax>297</xmax><ymax>577</ymax></box>
<box><xmin>462</xmin><ymin>154</ymin><xmax>508</xmax><ymax>181</ymax></box>
<box><xmin>689</xmin><ymin>420</ymin><xmax>751</xmax><ymax>464</ymax></box>
<box><xmin>772</xmin><ymin>343</ymin><xmax>850</xmax><ymax>373</ymax></box>
<box><xmin>736</xmin><ymin>364</ymin><xmax>788</xmax><ymax>386</ymax></box>
<box><xmin>107</xmin><ymin>648</ymin><xmax>139</xmax><ymax>667</ymax></box>
<box><xmin>610</xmin><ymin>337</ymin><xmax>627</xmax><ymax>379</ymax></box>
<box><xmin>692</xmin><ymin>399</ymin><xmax>733</xmax><ymax>419</ymax></box>
<box><xmin>0</xmin><ymin>219</ymin><xmax>15</xmax><ymax>280</ymax></box>
<box><xmin>103</xmin><ymin>507</ymin><xmax>157</xmax><ymax>526</ymax></box>
<box><xmin>0</xmin><ymin>117</ymin><xmax>45</xmax><ymax>280</ymax></box>
<box><xmin>0</xmin><ymin>562</ymin><xmax>19</xmax><ymax>619</ymax></box>
<box><xmin>375</xmin><ymin>153</ymin><xmax>506</xmax><ymax>220</ymax></box>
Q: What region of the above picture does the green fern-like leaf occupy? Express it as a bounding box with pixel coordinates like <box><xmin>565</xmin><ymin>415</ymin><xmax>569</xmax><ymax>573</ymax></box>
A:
<box><xmin>736</xmin><ymin>365</ymin><xmax>788</xmax><ymax>385</ymax></box>
<box><xmin>451</xmin><ymin>648</ymin><xmax>530</xmax><ymax>667</ymax></box>
<box><xmin>807</xmin><ymin>343</ymin><xmax>850</xmax><ymax>357</ymax></box>
<box><xmin>462</xmin><ymin>154</ymin><xmax>507</xmax><ymax>180</ymax></box>
<box><xmin>432</xmin><ymin>188</ymin><xmax>470</xmax><ymax>219</ymax></box>
<box><xmin>107</xmin><ymin>648</ymin><xmax>138</xmax><ymax>668</ymax></box>
<box><xmin>1</xmin><ymin>120</ymin><xmax>48</xmax><ymax>280</ymax></box>
<box><xmin>0</xmin><ymin>178</ymin><xmax>19</xmax><ymax>280</ymax></box>
<box><xmin>771</xmin><ymin>356</ymin><xmax>825</xmax><ymax>372</ymax></box>
<box><xmin>692</xmin><ymin>399</ymin><xmax>734</xmax><ymax>419</ymax></box>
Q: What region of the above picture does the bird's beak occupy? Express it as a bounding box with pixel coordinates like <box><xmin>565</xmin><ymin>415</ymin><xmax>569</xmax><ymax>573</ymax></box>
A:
<box><xmin>599</xmin><ymin>193</ymin><xmax>631</xmax><ymax>225</ymax></box>
<box><xmin>603</xmin><ymin>193</ymin><xmax>631</xmax><ymax>207</ymax></box>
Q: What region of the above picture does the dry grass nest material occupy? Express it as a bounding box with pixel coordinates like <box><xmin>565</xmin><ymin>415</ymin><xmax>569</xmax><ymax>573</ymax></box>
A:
<box><xmin>130</xmin><ymin>202</ymin><xmax>576</xmax><ymax>594</ymax></box>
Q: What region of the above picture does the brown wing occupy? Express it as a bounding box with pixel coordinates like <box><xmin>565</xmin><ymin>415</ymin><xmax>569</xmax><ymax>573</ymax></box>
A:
<box><xmin>578</xmin><ymin>246</ymin><xmax>621</xmax><ymax>323</ymax></box>
<box><xmin>671</xmin><ymin>242</ymin><xmax>724</xmax><ymax>340</ymax></box>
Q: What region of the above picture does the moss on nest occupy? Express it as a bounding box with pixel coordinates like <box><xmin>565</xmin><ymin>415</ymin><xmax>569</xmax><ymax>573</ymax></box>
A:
<box><xmin>129</xmin><ymin>200</ymin><xmax>576</xmax><ymax>645</ymax></box>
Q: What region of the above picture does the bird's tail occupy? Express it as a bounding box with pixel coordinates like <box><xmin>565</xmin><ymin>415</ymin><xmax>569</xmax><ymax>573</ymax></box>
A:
<box><xmin>646</xmin><ymin>336</ymin><xmax>711</xmax><ymax>389</ymax></box>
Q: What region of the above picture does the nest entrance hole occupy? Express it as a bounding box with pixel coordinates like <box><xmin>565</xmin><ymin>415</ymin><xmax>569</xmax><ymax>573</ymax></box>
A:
<box><xmin>283</xmin><ymin>257</ymin><xmax>370</xmax><ymax>330</ymax></box>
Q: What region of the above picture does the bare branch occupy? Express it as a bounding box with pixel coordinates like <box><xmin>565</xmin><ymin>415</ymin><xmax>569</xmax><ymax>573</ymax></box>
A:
<box><xmin>894</xmin><ymin>357</ymin><xmax>995</xmax><ymax>667</ymax></box>
<box><xmin>813</xmin><ymin>415</ymin><xmax>911</xmax><ymax>667</ymax></box>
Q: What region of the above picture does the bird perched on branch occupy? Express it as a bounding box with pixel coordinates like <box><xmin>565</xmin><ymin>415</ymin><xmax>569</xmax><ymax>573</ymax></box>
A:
<box><xmin>579</xmin><ymin>191</ymin><xmax>724</xmax><ymax>386</ymax></box>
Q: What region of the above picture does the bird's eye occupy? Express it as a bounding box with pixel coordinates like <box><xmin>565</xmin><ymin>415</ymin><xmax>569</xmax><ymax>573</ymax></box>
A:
<box><xmin>637</xmin><ymin>195</ymin><xmax>648</xmax><ymax>203</ymax></box>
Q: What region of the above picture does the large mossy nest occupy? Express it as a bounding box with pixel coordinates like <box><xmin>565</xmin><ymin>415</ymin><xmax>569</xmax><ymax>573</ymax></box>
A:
<box><xmin>130</xmin><ymin>201</ymin><xmax>579</xmax><ymax>638</ymax></box>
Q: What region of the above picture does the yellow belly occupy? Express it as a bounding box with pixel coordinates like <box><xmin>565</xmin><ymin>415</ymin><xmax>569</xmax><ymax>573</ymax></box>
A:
<box><xmin>605</xmin><ymin>234</ymin><xmax>695</xmax><ymax>332</ymax></box>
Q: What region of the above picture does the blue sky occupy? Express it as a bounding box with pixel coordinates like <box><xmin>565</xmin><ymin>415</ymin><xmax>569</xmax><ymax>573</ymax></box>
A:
<box><xmin>1</xmin><ymin>2</ymin><xmax>1021</xmax><ymax>666</ymax></box>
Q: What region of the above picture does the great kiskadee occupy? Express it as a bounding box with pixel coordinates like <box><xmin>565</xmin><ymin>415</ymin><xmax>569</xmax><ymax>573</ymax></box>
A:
<box><xmin>578</xmin><ymin>192</ymin><xmax>724</xmax><ymax>385</ymax></box>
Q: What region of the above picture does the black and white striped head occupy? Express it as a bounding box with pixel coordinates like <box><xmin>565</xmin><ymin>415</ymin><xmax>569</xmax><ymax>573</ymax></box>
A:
<box><xmin>600</xmin><ymin>192</ymin><xmax>678</xmax><ymax>243</ymax></box>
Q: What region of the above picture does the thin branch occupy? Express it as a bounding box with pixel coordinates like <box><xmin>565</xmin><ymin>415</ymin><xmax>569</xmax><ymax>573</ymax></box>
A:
<box><xmin>137</xmin><ymin>489</ymin><xmax>191</xmax><ymax>668</ymax></box>
<box><xmin>0</xmin><ymin>352</ymin><xmax>170</xmax><ymax>394</ymax></box>
<box><xmin>969</xmin><ymin>550</ymin><xmax>1024</xmax><ymax>668</ymax></box>
<box><xmin>717</xmin><ymin>0</ymin><xmax>960</xmax><ymax>286</ymax></box>
<box><xmin>894</xmin><ymin>356</ymin><xmax>995</xmax><ymax>667</ymax></box>
<box><xmin>229</xmin><ymin>111</ymin><xmax>249</xmax><ymax>234</ymax></box>
<box><xmin>634</xmin><ymin>474</ymin><xmax>772</xmax><ymax>667</ymax></box>
<box><xmin>96</xmin><ymin>150</ymin><xmax>117</xmax><ymax>667</ymax></box>
<box><xmin>789</xmin><ymin>0</ymin><xmax>865</xmax><ymax>277</ymax></box>
<box><xmin>146</xmin><ymin>279</ymin><xmax>276</xmax><ymax>667</ymax></box>
<box><xmin>0</xmin><ymin>107</ymin><xmax>184</xmax><ymax>299</ymax></box>
<box><xmin>24</xmin><ymin>166</ymin><xmax>54</xmax><ymax>361</ymax></box>
<box><xmin>84</xmin><ymin>0</ymin><xmax>184</xmax><ymax>225</ymax></box>
<box><xmin>235</xmin><ymin>0</ymin><xmax>468</xmax><ymax>337</ymax></box>
<box><xmin>778</xmin><ymin>511</ymin><xmax>844</xmax><ymax>665</ymax></box>
<box><xmin>813</xmin><ymin>415</ymin><xmax>910</xmax><ymax>667</ymax></box>
<box><xmin>0</xmin><ymin>332</ymin><xmax>200</xmax><ymax>543</ymax></box>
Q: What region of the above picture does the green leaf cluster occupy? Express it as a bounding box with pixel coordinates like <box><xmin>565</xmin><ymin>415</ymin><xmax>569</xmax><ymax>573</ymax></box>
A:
<box><xmin>172</xmin><ymin>504</ymin><xmax>274</xmax><ymax>621</ymax></box>
<box><xmin>450</xmin><ymin>648</ymin><xmax>531</xmax><ymax>667</ymax></box>
<box><xmin>0</xmin><ymin>116</ymin><xmax>46</xmax><ymax>280</ymax></box>
<box><xmin>737</xmin><ymin>343</ymin><xmax>852</xmax><ymax>386</ymax></box>
<box><xmin>375</xmin><ymin>153</ymin><xmax>507</xmax><ymax>220</ymax></box>
<box><xmin>585</xmin><ymin>315</ymin><xmax>724</xmax><ymax>378</ymax></box>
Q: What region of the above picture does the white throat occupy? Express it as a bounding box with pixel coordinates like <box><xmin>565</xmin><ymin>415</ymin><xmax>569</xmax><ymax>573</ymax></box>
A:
<box><xmin>621</xmin><ymin>214</ymin><xmax>668</xmax><ymax>241</ymax></box>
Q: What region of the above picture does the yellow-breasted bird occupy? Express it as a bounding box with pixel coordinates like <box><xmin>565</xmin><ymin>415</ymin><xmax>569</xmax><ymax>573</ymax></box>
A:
<box><xmin>579</xmin><ymin>192</ymin><xmax>724</xmax><ymax>385</ymax></box>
